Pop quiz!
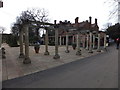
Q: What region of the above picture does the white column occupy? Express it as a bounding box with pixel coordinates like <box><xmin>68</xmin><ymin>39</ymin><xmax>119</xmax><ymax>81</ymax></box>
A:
<box><xmin>23</xmin><ymin>24</ymin><xmax>31</xmax><ymax>64</ymax></box>
<box><xmin>62</xmin><ymin>37</ymin><xmax>65</xmax><ymax>45</ymax></box>
<box><xmin>83</xmin><ymin>34</ymin><xmax>86</xmax><ymax>48</ymax></box>
<box><xmin>88</xmin><ymin>31</ymin><xmax>93</xmax><ymax>53</ymax></box>
<box><xmin>65</xmin><ymin>34</ymin><xmax>69</xmax><ymax>53</ymax></box>
<box><xmin>64</xmin><ymin>36</ymin><xmax>66</xmax><ymax>45</ymax></box>
<box><xmin>72</xmin><ymin>35</ymin><xmax>75</xmax><ymax>43</ymax></box>
<box><xmin>0</xmin><ymin>33</ymin><xmax>2</xmax><ymax>48</ymax></box>
<box><xmin>86</xmin><ymin>33</ymin><xmax>89</xmax><ymax>50</ymax></box>
<box><xmin>19</xmin><ymin>28</ymin><xmax>24</xmax><ymax>58</ymax></box>
<box><xmin>97</xmin><ymin>32</ymin><xmax>101</xmax><ymax>52</ymax></box>
<box><xmin>93</xmin><ymin>34</ymin><xmax>95</xmax><ymax>49</ymax></box>
<box><xmin>104</xmin><ymin>33</ymin><xmax>107</xmax><ymax>49</ymax></box>
<box><xmin>76</xmin><ymin>32</ymin><xmax>81</xmax><ymax>55</ymax></box>
<box><xmin>60</xmin><ymin>35</ymin><xmax>62</xmax><ymax>46</ymax></box>
<box><xmin>44</xmin><ymin>29</ymin><xmax>49</xmax><ymax>55</ymax></box>
<box><xmin>53</xmin><ymin>20</ymin><xmax>60</xmax><ymax>59</ymax></box>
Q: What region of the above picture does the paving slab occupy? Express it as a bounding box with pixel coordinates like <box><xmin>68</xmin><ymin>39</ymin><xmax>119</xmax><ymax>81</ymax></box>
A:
<box><xmin>2</xmin><ymin>43</ymin><xmax>104</xmax><ymax>81</ymax></box>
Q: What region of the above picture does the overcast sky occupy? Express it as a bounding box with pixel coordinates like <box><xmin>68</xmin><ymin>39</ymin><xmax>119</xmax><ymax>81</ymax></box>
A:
<box><xmin>0</xmin><ymin>0</ymin><xmax>118</xmax><ymax>33</ymax></box>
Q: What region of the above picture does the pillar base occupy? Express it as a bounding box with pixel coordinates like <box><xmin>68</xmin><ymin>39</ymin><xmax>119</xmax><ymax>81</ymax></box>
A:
<box><xmin>76</xmin><ymin>50</ymin><xmax>81</xmax><ymax>55</ymax></box>
<box><xmin>86</xmin><ymin>48</ymin><xmax>89</xmax><ymax>50</ymax></box>
<box><xmin>97</xmin><ymin>50</ymin><xmax>101</xmax><ymax>52</ymax></box>
<box><xmin>88</xmin><ymin>50</ymin><xmax>93</xmax><ymax>53</ymax></box>
<box><xmin>19</xmin><ymin>53</ymin><xmax>24</xmax><ymax>58</ymax></box>
<box><xmin>53</xmin><ymin>54</ymin><xmax>60</xmax><ymax>59</ymax></box>
<box><xmin>23</xmin><ymin>57</ymin><xmax>31</xmax><ymax>64</ymax></box>
<box><xmin>65</xmin><ymin>50</ymin><xmax>70</xmax><ymax>53</ymax></box>
<box><xmin>93</xmin><ymin>48</ymin><xmax>96</xmax><ymax>50</ymax></box>
<box><xmin>2</xmin><ymin>55</ymin><xmax>6</xmax><ymax>59</ymax></box>
<box><xmin>44</xmin><ymin>51</ymin><xmax>50</xmax><ymax>55</ymax></box>
<box><xmin>103</xmin><ymin>48</ymin><xmax>107</xmax><ymax>51</ymax></box>
<box><xmin>93</xmin><ymin>46</ymin><xmax>97</xmax><ymax>49</ymax></box>
<box><xmin>83</xmin><ymin>47</ymin><xmax>86</xmax><ymax>49</ymax></box>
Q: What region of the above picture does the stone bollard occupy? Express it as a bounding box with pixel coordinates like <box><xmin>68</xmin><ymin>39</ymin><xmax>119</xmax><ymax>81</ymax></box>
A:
<box><xmin>2</xmin><ymin>47</ymin><xmax>6</xmax><ymax>59</ymax></box>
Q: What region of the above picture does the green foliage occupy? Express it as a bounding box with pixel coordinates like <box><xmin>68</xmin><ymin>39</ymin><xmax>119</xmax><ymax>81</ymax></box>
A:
<box><xmin>6</xmin><ymin>34</ymin><xmax>19</xmax><ymax>47</ymax></box>
<box><xmin>33</xmin><ymin>35</ymin><xmax>40</xmax><ymax>42</ymax></box>
<box><xmin>48</xmin><ymin>41</ymin><xmax>55</xmax><ymax>46</ymax></box>
<box><xmin>106</xmin><ymin>23</ymin><xmax>120</xmax><ymax>39</ymax></box>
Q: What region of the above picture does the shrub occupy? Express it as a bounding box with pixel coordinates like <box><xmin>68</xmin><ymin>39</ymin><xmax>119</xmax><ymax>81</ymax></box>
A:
<box><xmin>6</xmin><ymin>35</ymin><xmax>19</xmax><ymax>47</ymax></box>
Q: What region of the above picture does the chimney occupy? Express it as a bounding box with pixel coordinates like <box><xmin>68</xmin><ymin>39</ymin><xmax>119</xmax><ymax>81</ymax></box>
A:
<box><xmin>68</xmin><ymin>21</ymin><xmax>70</xmax><ymax>24</ymax></box>
<box><xmin>89</xmin><ymin>16</ymin><xmax>92</xmax><ymax>24</ymax></box>
<box><xmin>54</xmin><ymin>20</ymin><xmax>57</xmax><ymax>24</ymax></box>
<box><xmin>86</xmin><ymin>20</ymin><xmax>88</xmax><ymax>23</ymax></box>
<box><xmin>59</xmin><ymin>21</ymin><xmax>62</xmax><ymax>24</ymax></box>
<box><xmin>75</xmin><ymin>17</ymin><xmax>79</xmax><ymax>23</ymax></box>
<box><xmin>95</xmin><ymin>18</ymin><xmax>97</xmax><ymax>25</ymax></box>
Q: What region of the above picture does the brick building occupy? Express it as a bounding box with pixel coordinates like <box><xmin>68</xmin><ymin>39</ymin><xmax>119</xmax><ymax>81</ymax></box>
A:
<box><xmin>48</xmin><ymin>16</ymin><xmax>99</xmax><ymax>46</ymax></box>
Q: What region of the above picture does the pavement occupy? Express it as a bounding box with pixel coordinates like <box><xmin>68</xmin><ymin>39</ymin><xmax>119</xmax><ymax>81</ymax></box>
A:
<box><xmin>2</xmin><ymin>43</ymin><xmax>104</xmax><ymax>81</ymax></box>
<box><xmin>2</xmin><ymin>44</ymin><xmax>118</xmax><ymax>88</ymax></box>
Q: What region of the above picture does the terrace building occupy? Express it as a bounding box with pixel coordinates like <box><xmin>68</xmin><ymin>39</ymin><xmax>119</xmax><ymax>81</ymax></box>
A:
<box><xmin>48</xmin><ymin>16</ymin><xmax>100</xmax><ymax>47</ymax></box>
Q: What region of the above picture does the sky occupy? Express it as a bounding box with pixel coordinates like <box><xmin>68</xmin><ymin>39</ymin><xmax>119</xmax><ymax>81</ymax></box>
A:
<box><xmin>0</xmin><ymin>0</ymin><xmax>118</xmax><ymax>33</ymax></box>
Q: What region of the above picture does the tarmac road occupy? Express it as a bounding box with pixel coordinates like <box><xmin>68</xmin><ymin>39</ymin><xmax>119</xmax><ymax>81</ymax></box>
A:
<box><xmin>2</xmin><ymin>45</ymin><xmax>118</xmax><ymax>88</ymax></box>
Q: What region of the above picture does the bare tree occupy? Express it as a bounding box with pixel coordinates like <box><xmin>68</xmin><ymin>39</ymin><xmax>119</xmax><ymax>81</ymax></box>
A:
<box><xmin>19</xmin><ymin>8</ymin><xmax>49</xmax><ymax>26</ymax></box>
<box><xmin>104</xmin><ymin>0</ymin><xmax>119</xmax><ymax>22</ymax></box>
<box><xmin>11</xmin><ymin>8</ymin><xmax>49</xmax><ymax>43</ymax></box>
<box><xmin>0</xmin><ymin>26</ymin><xmax>5</xmax><ymax>34</ymax></box>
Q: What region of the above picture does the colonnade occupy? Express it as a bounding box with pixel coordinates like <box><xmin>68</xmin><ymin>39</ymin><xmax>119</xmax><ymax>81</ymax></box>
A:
<box><xmin>19</xmin><ymin>21</ymin><xmax>107</xmax><ymax>64</ymax></box>
<box><xmin>19</xmin><ymin>24</ymin><xmax>31</xmax><ymax>64</ymax></box>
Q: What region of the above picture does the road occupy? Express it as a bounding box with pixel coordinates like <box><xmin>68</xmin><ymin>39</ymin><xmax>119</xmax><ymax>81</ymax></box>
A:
<box><xmin>2</xmin><ymin>45</ymin><xmax>118</xmax><ymax>88</ymax></box>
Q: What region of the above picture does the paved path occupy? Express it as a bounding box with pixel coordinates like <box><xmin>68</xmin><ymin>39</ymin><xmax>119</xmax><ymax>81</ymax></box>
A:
<box><xmin>2</xmin><ymin>43</ymin><xmax>103</xmax><ymax>81</ymax></box>
<box><xmin>2</xmin><ymin>45</ymin><xmax>118</xmax><ymax>88</ymax></box>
